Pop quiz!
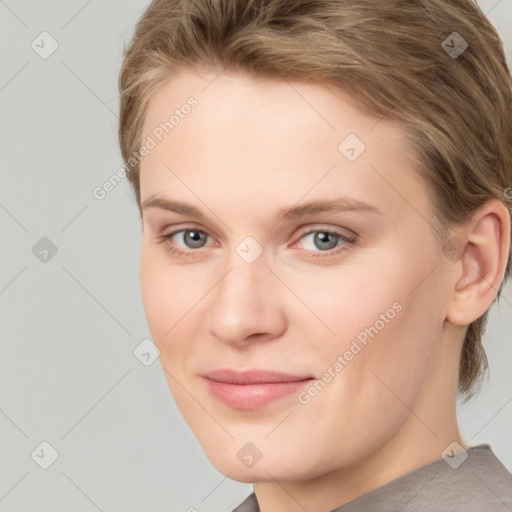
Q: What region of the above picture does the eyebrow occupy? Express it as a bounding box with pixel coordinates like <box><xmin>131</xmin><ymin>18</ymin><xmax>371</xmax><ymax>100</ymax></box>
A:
<box><xmin>141</xmin><ymin>194</ymin><xmax>381</xmax><ymax>224</ymax></box>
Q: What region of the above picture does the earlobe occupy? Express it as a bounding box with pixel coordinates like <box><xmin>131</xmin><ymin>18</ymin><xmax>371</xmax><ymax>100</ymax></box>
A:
<box><xmin>446</xmin><ymin>199</ymin><xmax>511</xmax><ymax>326</ymax></box>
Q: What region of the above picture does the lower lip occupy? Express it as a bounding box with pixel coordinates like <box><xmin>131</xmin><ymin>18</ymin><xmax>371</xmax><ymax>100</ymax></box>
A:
<box><xmin>204</xmin><ymin>378</ymin><xmax>315</xmax><ymax>409</ymax></box>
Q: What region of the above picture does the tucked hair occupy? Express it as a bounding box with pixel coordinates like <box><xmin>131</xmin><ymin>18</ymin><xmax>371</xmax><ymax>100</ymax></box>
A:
<box><xmin>118</xmin><ymin>0</ymin><xmax>512</xmax><ymax>399</ymax></box>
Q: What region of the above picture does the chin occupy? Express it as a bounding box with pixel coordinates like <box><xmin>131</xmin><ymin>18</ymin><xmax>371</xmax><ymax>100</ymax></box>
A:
<box><xmin>203</xmin><ymin>441</ymin><xmax>324</xmax><ymax>483</ymax></box>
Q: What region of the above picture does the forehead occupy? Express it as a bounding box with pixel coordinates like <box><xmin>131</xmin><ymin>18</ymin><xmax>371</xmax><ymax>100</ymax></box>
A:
<box><xmin>139</xmin><ymin>69</ymin><xmax>427</xmax><ymax>222</ymax></box>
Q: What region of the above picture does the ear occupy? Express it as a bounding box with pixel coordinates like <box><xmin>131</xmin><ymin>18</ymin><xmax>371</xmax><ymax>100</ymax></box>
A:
<box><xmin>445</xmin><ymin>199</ymin><xmax>511</xmax><ymax>326</ymax></box>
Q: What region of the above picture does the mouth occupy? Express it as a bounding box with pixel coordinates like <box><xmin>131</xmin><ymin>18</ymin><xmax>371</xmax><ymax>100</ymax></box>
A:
<box><xmin>202</xmin><ymin>369</ymin><xmax>316</xmax><ymax>410</ymax></box>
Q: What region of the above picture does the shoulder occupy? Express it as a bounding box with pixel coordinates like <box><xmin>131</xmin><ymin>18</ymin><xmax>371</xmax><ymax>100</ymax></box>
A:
<box><xmin>436</xmin><ymin>445</ymin><xmax>512</xmax><ymax>510</ymax></box>
<box><xmin>230</xmin><ymin>492</ymin><xmax>259</xmax><ymax>512</ymax></box>
<box><xmin>339</xmin><ymin>444</ymin><xmax>512</xmax><ymax>512</ymax></box>
<box><xmin>229</xmin><ymin>446</ymin><xmax>512</xmax><ymax>512</ymax></box>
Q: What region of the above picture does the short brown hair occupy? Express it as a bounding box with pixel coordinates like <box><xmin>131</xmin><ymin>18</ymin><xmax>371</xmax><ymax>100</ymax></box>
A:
<box><xmin>118</xmin><ymin>0</ymin><xmax>512</xmax><ymax>399</ymax></box>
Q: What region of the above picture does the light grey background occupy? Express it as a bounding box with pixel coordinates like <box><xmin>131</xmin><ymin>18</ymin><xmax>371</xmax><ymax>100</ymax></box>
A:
<box><xmin>0</xmin><ymin>1</ymin><xmax>511</xmax><ymax>511</ymax></box>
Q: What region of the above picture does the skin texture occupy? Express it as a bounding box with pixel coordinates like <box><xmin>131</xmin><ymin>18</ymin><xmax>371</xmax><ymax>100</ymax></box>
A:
<box><xmin>137</xmin><ymin>69</ymin><xmax>510</xmax><ymax>512</ymax></box>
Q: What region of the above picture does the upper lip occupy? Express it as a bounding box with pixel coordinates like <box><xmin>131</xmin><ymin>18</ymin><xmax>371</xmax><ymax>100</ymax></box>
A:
<box><xmin>203</xmin><ymin>369</ymin><xmax>314</xmax><ymax>384</ymax></box>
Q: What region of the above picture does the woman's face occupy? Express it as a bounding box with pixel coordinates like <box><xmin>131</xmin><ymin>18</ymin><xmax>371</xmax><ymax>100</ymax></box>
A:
<box><xmin>138</xmin><ymin>69</ymin><xmax>457</xmax><ymax>482</ymax></box>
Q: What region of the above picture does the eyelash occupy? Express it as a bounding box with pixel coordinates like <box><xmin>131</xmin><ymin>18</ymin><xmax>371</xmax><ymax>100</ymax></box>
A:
<box><xmin>155</xmin><ymin>227</ymin><xmax>356</xmax><ymax>260</ymax></box>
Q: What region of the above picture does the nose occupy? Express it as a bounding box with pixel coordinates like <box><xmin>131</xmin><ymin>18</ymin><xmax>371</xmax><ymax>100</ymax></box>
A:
<box><xmin>205</xmin><ymin>251</ymin><xmax>287</xmax><ymax>347</ymax></box>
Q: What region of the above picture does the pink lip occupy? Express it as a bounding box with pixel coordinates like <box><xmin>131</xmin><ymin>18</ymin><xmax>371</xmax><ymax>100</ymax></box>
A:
<box><xmin>203</xmin><ymin>369</ymin><xmax>315</xmax><ymax>409</ymax></box>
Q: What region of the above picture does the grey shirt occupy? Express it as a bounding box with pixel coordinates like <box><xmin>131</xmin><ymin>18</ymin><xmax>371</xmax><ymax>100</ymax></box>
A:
<box><xmin>231</xmin><ymin>445</ymin><xmax>512</xmax><ymax>511</ymax></box>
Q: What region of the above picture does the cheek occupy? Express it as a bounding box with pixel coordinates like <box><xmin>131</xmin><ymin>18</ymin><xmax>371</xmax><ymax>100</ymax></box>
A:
<box><xmin>139</xmin><ymin>253</ymin><xmax>169</xmax><ymax>340</ymax></box>
<box><xmin>297</xmin><ymin>245</ymin><xmax>445</xmax><ymax>408</ymax></box>
<box><xmin>138</xmin><ymin>242</ymin><xmax>230</xmax><ymax>434</ymax></box>
<box><xmin>139</xmin><ymin>248</ymin><xmax>197</xmax><ymax>354</ymax></box>
<box><xmin>282</xmin><ymin>254</ymin><xmax>409</xmax><ymax>355</ymax></box>
<box><xmin>280</xmin><ymin>266</ymin><xmax>445</xmax><ymax>470</ymax></box>
<box><xmin>139</xmin><ymin>254</ymin><xmax>201</xmax><ymax>412</ymax></box>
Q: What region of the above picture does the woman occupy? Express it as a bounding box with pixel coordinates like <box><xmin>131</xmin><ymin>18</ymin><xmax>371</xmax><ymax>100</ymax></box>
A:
<box><xmin>118</xmin><ymin>0</ymin><xmax>512</xmax><ymax>510</ymax></box>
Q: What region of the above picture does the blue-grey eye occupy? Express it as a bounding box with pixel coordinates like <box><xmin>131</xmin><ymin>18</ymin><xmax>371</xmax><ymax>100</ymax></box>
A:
<box><xmin>301</xmin><ymin>231</ymin><xmax>342</xmax><ymax>251</ymax></box>
<box><xmin>181</xmin><ymin>230</ymin><xmax>208</xmax><ymax>248</ymax></box>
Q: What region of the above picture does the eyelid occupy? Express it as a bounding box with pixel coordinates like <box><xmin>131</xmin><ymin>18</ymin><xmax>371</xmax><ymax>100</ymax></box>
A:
<box><xmin>156</xmin><ymin>221</ymin><xmax>215</xmax><ymax>241</ymax></box>
<box><xmin>156</xmin><ymin>226</ymin><xmax>216</xmax><ymax>249</ymax></box>
<box><xmin>294</xmin><ymin>224</ymin><xmax>357</xmax><ymax>241</ymax></box>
